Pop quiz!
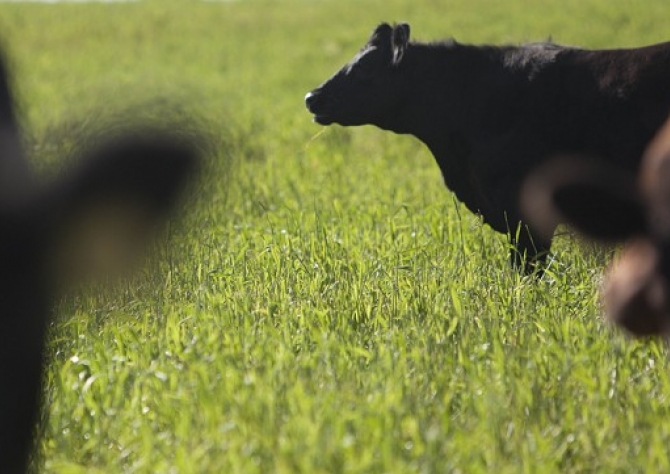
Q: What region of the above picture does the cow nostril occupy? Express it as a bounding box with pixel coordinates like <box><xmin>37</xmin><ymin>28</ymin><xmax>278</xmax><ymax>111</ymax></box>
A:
<box><xmin>305</xmin><ymin>91</ymin><xmax>316</xmax><ymax>108</ymax></box>
<box><xmin>305</xmin><ymin>90</ymin><xmax>331</xmax><ymax>115</ymax></box>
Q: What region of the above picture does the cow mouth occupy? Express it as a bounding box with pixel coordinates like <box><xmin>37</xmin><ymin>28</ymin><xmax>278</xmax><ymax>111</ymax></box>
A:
<box><xmin>312</xmin><ymin>113</ymin><xmax>335</xmax><ymax>125</ymax></box>
<box><xmin>305</xmin><ymin>91</ymin><xmax>336</xmax><ymax>125</ymax></box>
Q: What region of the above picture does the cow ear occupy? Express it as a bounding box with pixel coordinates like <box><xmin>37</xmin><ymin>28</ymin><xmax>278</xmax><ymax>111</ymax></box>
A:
<box><xmin>370</xmin><ymin>23</ymin><xmax>393</xmax><ymax>45</ymax></box>
<box><xmin>603</xmin><ymin>239</ymin><xmax>668</xmax><ymax>336</ymax></box>
<box><xmin>44</xmin><ymin>132</ymin><xmax>200</xmax><ymax>285</ymax></box>
<box><xmin>392</xmin><ymin>23</ymin><xmax>410</xmax><ymax>65</ymax></box>
<box><xmin>639</xmin><ymin>117</ymin><xmax>670</xmax><ymax>238</ymax></box>
<box><xmin>522</xmin><ymin>159</ymin><xmax>646</xmax><ymax>242</ymax></box>
<box><xmin>552</xmin><ymin>180</ymin><xmax>646</xmax><ymax>241</ymax></box>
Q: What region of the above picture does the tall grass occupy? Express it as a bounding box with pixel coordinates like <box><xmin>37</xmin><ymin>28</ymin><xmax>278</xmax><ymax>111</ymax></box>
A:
<box><xmin>1</xmin><ymin>0</ymin><xmax>670</xmax><ymax>472</ymax></box>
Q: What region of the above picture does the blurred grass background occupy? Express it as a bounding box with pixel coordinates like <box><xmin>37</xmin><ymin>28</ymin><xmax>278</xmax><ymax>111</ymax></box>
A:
<box><xmin>1</xmin><ymin>1</ymin><xmax>670</xmax><ymax>472</ymax></box>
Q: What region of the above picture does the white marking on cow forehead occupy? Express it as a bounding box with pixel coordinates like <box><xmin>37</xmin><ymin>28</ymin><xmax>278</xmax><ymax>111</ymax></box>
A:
<box><xmin>354</xmin><ymin>46</ymin><xmax>376</xmax><ymax>62</ymax></box>
<box><xmin>345</xmin><ymin>46</ymin><xmax>377</xmax><ymax>73</ymax></box>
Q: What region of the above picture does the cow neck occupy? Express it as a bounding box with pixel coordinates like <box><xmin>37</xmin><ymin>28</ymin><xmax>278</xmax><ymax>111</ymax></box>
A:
<box><xmin>396</xmin><ymin>42</ymin><xmax>503</xmax><ymax>201</ymax></box>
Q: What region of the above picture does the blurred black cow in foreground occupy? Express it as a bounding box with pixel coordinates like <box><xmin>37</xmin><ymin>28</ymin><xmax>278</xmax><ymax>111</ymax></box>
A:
<box><xmin>305</xmin><ymin>22</ymin><xmax>670</xmax><ymax>272</ymax></box>
<box><xmin>0</xmin><ymin>53</ymin><xmax>200</xmax><ymax>472</ymax></box>
<box><xmin>523</xmin><ymin>116</ymin><xmax>670</xmax><ymax>337</ymax></box>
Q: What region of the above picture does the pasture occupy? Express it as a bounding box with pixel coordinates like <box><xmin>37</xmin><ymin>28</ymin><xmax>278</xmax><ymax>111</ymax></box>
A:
<box><xmin>1</xmin><ymin>0</ymin><xmax>670</xmax><ymax>472</ymax></box>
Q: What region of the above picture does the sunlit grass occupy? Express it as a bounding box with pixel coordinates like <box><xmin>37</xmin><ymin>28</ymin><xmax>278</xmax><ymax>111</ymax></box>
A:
<box><xmin>1</xmin><ymin>0</ymin><xmax>670</xmax><ymax>472</ymax></box>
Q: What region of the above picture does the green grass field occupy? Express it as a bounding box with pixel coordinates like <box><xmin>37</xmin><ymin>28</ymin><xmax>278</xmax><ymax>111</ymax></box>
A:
<box><xmin>2</xmin><ymin>0</ymin><xmax>670</xmax><ymax>472</ymax></box>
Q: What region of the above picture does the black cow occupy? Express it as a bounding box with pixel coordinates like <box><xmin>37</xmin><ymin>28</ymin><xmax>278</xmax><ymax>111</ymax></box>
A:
<box><xmin>0</xmin><ymin>51</ymin><xmax>200</xmax><ymax>473</ymax></box>
<box><xmin>523</xmin><ymin>116</ymin><xmax>670</xmax><ymax>337</ymax></box>
<box><xmin>305</xmin><ymin>22</ymin><xmax>670</xmax><ymax>271</ymax></box>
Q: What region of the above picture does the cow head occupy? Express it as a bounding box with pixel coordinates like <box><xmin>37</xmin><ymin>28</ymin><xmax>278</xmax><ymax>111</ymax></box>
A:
<box><xmin>0</xmin><ymin>51</ymin><xmax>201</xmax><ymax>472</ymax></box>
<box><xmin>522</xmin><ymin>117</ymin><xmax>670</xmax><ymax>337</ymax></box>
<box><xmin>305</xmin><ymin>22</ymin><xmax>411</xmax><ymax>128</ymax></box>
